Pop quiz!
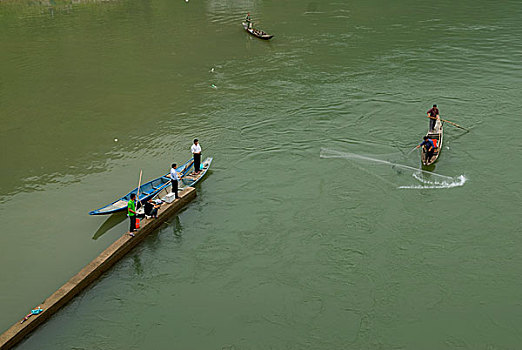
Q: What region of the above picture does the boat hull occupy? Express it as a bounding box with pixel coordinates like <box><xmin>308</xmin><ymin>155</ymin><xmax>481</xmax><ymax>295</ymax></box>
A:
<box><xmin>88</xmin><ymin>158</ymin><xmax>194</xmax><ymax>215</ymax></box>
<box><xmin>421</xmin><ymin>124</ymin><xmax>443</xmax><ymax>166</ymax></box>
<box><xmin>242</xmin><ymin>22</ymin><xmax>273</xmax><ymax>40</ymax></box>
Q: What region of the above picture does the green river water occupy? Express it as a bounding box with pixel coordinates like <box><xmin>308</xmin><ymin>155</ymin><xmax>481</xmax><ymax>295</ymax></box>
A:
<box><xmin>1</xmin><ymin>0</ymin><xmax>521</xmax><ymax>348</ymax></box>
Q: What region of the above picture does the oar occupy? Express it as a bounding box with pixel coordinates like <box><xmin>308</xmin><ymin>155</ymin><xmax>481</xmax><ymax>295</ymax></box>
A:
<box><xmin>428</xmin><ymin>115</ymin><xmax>469</xmax><ymax>131</ymax></box>
<box><xmin>440</xmin><ymin>117</ymin><xmax>469</xmax><ymax>131</ymax></box>
<box><xmin>136</xmin><ymin>169</ymin><xmax>143</xmax><ymax>205</ymax></box>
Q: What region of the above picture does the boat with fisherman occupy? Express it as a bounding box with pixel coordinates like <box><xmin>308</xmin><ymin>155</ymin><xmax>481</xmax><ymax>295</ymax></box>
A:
<box><xmin>88</xmin><ymin>158</ymin><xmax>194</xmax><ymax>215</ymax></box>
<box><xmin>137</xmin><ymin>157</ymin><xmax>213</xmax><ymax>218</ymax></box>
<box><xmin>242</xmin><ymin>13</ymin><xmax>273</xmax><ymax>40</ymax></box>
<box><xmin>421</xmin><ymin>119</ymin><xmax>443</xmax><ymax>166</ymax></box>
<box><xmin>242</xmin><ymin>22</ymin><xmax>273</xmax><ymax>40</ymax></box>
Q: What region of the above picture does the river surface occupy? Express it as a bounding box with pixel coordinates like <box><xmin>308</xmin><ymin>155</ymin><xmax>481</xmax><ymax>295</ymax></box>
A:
<box><xmin>1</xmin><ymin>0</ymin><xmax>521</xmax><ymax>349</ymax></box>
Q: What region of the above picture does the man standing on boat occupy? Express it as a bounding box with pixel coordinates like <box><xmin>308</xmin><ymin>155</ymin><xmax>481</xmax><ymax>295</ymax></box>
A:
<box><xmin>170</xmin><ymin>163</ymin><xmax>180</xmax><ymax>200</ymax></box>
<box><xmin>427</xmin><ymin>104</ymin><xmax>440</xmax><ymax>132</ymax></box>
<box><xmin>245</xmin><ymin>12</ymin><xmax>252</xmax><ymax>29</ymax></box>
<box><xmin>191</xmin><ymin>139</ymin><xmax>202</xmax><ymax>175</ymax></box>
<box><xmin>127</xmin><ymin>193</ymin><xmax>137</xmax><ymax>236</ymax></box>
<box><xmin>416</xmin><ymin>136</ymin><xmax>434</xmax><ymax>163</ymax></box>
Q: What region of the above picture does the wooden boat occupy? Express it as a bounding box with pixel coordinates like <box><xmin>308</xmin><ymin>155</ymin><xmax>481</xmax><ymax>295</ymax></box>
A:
<box><xmin>421</xmin><ymin>122</ymin><xmax>443</xmax><ymax>166</ymax></box>
<box><xmin>242</xmin><ymin>22</ymin><xmax>273</xmax><ymax>40</ymax></box>
<box><xmin>143</xmin><ymin>157</ymin><xmax>213</xmax><ymax>207</ymax></box>
<box><xmin>88</xmin><ymin>158</ymin><xmax>194</xmax><ymax>215</ymax></box>
<box><xmin>180</xmin><ymin>157</ymin><xmax>213</xmax><ymax>188</ymax></box>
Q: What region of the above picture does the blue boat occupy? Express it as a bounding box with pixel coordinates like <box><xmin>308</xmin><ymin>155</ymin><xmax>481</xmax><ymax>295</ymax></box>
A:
<box><xmin>88</xmin><ymin>158</ymin><xmax>194</xmax><ymax>215</ymax></box>
<box><xmin>142</xmin><ymin>157</ymin><xmax>213</xmax><ymax>206</ymax></box>
<box><xmin>180</xmin><ymin>157</ymin><xmax>213</xmax><ymax>188</ymax></box>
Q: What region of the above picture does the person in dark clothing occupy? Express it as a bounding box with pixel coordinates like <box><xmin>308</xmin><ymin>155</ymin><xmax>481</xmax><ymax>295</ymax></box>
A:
<box><xmin>245</xmin><ymin>13</ymin><xmax>252</xmax><ymax>29</ymax></box>
<box><xmin>427</xmin><ymin>104</ymin><xmax>440</xmax><ymax>131</ymax></box>
<box><xmin>417</xmin><ymin>136</ymin><xmax>435</xmax><ymax>163</ymax></box>
<box><xmin>143</xmin><ymin>198</ymin><xmax>161</xmax><ymax>219</ymax></box>
<box><xmin>191</xmin><ymin>139</ymin><xmax>202</xmax><ymax>175</ymax></box>
<box><xmin>170</xmin><ymin>163</ymin><xmax>180</xmax><ymax>199</ymax></box>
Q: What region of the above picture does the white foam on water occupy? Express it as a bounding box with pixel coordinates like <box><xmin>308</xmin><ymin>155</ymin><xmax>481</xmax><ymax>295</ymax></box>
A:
<box><xmin>320</xmin><ymin>148</ymin><xmax>467</xmax><ymax>190</ymax></box>
<box><xmin>399</xmin><ymin>174</ymin><xmax>467</xmax><ymax>189</ymax></box>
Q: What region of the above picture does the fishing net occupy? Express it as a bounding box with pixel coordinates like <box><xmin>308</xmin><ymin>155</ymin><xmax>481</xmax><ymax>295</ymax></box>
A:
<box><xmin>320</xmin><ymin>148</ymin><xmax>466</xmax><ymax>190</ymax></box>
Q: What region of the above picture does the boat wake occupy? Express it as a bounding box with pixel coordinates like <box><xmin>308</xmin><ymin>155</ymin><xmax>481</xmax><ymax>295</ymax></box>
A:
<box><xmin>320</xmin><ymin>148</ymin><xmax>467</xmax><ymax>190</ymax></box>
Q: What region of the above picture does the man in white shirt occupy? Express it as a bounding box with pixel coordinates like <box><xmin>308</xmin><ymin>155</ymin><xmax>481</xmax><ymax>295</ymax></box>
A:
<box><xmin>169</xmin><ymin>163</ymin><xmax>180</xmax><ymax>199</ymax></box>
<box><xmin>191</xmin><ymin>139</ymin><xmax>202</xmax><ymax>175</ymax></box>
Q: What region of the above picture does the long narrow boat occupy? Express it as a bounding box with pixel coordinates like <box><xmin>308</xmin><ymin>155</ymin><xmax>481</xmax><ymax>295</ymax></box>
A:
<box><xmin>145</xmin><ymin>157</ymin><xmax>213</xmax><ymax>206</ymax></box>
<box><xmin>180</xmin><ymin>157</ymin><xmax>213</xmax><ymax>188</ymax></box>
<box><xmin>88</xmin><ymin>158</ymin><xmax>194</xmax><ymax>215</ymax></box>
<box><xmin>242</xmin><ymin>22</ymin><xmax>273</xmax><ymax>40</ymax></box>
<box><xmin>421</xmin><ymin>122</ymin><xmax>444</xmax><ymax>166</ymax></box>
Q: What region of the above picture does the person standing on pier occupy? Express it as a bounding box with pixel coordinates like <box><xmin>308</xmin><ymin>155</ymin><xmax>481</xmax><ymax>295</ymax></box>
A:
<box><xmin>191</xmin><ymin>139</ymin><xmax>202</xmax><ymax>175</ymax></box>
<box><xmin>127</xmin><ymin>193</ymin><xmax>137</xmax><ymax>236</ymax></box>
<box><xmin>170</xmin><ymin>163</ymin><xmax>180</xmax><ymax>199</ymax></box>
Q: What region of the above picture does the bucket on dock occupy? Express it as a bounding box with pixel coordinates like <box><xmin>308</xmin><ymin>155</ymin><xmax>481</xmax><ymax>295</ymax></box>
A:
<box><xmin>136</xmin><ymin>218</ymin><xmax>140</xmax><ymax>229</ymax></box>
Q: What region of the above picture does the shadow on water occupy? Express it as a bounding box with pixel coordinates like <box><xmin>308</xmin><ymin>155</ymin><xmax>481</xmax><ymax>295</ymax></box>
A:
<box><xmin>421</xmin><ymin>162</ymin><xmax>437</xmax><ymax>172</ymax></box>
<box><xmin>92</xmin><ymin>213</ymin><xmax>127</xmax><ymax>240</ymax></box>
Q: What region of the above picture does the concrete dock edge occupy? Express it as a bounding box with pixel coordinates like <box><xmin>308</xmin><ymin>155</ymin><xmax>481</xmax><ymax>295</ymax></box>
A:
<box><xmin>0</xmin><ymin>186</ymin><xmax>197</xmax><ymax>350</ymax></box>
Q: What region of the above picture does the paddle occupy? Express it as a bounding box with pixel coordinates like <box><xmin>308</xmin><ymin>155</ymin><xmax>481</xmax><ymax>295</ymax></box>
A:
<box><xmin>440</xmin><ymin>117</ymin><xmax>469</xmax><ymax>131</ymax></box>
<box><xmin>427</xmin><ymin>115</ymin><xmax>469</xmax><ymax>131</ymax></box>
<box><xmin>136</xmin><ymin>169</ymin><xmax>143</xmax><ymax>209</ymax></box>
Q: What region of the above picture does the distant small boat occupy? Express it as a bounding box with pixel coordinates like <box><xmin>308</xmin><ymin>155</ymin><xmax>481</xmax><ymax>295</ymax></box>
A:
<box><xmin>242</xmin><ymin>22</ymin><xmax>273</xmax><ymax>40</ymax></box>
<box><xmin>88</xmin><ymin>158</ymin><xmax>194</xmax><ymax>215</ymax></box>
<box><xmin>421</xmin><ymin>123</ymin><xmax>443</xmax><ymax>166</ymax></box>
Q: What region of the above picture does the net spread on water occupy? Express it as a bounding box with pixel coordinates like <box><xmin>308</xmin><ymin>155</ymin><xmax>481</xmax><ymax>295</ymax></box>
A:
<box><xmin>320</xmin><ymin>147</ymin><xmax>467</xmax><ymax>190</ymax></box>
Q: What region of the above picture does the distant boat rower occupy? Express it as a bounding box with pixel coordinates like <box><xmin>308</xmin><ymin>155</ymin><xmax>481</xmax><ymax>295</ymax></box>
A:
<box><xmin>427</xmin><ymin>104</ymin><xmax>440</xmax><ymax>132</ymax></box>
<box><xmin>245</xmin><ymin>12</ymin><xmax>253</xmax><ymax>29</ymax></box>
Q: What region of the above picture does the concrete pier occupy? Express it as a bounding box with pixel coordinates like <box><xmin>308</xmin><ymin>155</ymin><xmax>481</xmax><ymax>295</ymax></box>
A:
<box><xmin>0</xmin><ymin>186</ymin><xmax>197</xmax><ymax>350</ymax></box>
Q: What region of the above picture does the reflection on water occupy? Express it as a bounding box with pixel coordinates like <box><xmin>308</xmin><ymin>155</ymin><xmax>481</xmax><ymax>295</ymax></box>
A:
<box><xmin>132</xmin><ymin>255</ymin><xmax>144</xmax><ymax>276</ymax></box>
<box><xmin>170</xmin><ymin>216</ymin><xmax>183</xmax><ymax>239</ymax></box>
